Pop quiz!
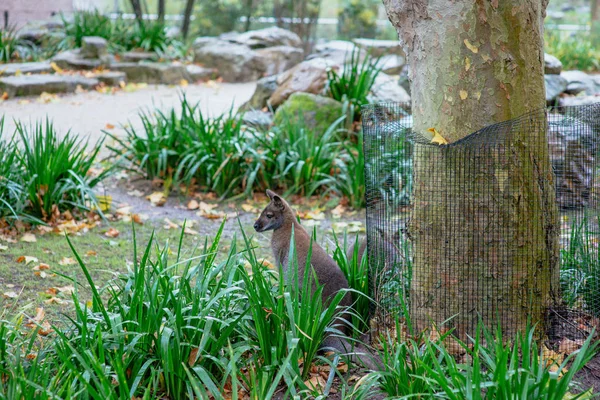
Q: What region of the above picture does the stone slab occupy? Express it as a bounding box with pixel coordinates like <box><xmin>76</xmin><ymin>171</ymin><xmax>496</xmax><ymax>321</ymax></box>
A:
<box><xmin>0</xmin><ymin>74</ymin><xmax>99</xmax><ymax>97</ymax></box>
<box><xmin>0</xmin><ymin>62</ymin><xmax>53</xmax><ymax>76</ymax></box>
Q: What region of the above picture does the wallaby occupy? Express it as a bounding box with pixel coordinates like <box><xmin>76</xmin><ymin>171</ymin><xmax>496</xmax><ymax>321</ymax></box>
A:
<box><xmin>254</xmin><ymin>190</ymin><xmax>379</xmax><ymax>369</ymax></box>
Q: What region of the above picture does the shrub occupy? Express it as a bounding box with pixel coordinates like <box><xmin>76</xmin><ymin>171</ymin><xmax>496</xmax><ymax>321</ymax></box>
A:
<box><xmin>0</xmin><ymin>25</ymin><xmax>37</xmax><ymax>63</ymax></box>
<box><xmin>15</xmin><ymin>120</ymin><xmax>108</xmax><ymax>220</ymax></box>
<box><xmin>0</xmin><ymin>119</ymin><xmax>26</xmax><ymax>221</ymax></box>
<box><xmin>545</xmin><ymin>31</ymin><xmax>600</xmax><ymax>72</ymax></box>
<box><xmin>327</xmin><ymin>48</ymin><xmax>382</xmax><ymax>110</ymax></box>
<box><xmin>337</xmin><ymin>0</ymin><xmax>379</xmax><ymax>40</ymax></box>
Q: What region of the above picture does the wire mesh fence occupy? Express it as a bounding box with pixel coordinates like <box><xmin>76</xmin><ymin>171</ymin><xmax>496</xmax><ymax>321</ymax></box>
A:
<box><xmin>362</xmin><ymin>102</ymin><xmax>600</xmax><ymax>341</ymax></box>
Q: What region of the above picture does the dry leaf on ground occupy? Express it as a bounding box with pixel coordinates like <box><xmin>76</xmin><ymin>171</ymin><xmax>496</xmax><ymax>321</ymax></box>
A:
<box><xmin>58</xmin><ymin>257</ymin><xmax>76</xmax><ymax>266</ymax></box>
<box><xmin>105</xmin><ymin>228</ymin><xmax>120</xmax><ymax>238</ymax></box>
<box><xmin>16</xmin><ymin>255</ymin><xmax>39</xmax><ymax>264</ymax></box>
<box><xmin>2</xmin><ymin>291</ymin><xmax>18</xmax><ymax>299</ymax></box>
<box><xmin>146</xmin><ymin>192</ymin><xmax>167</xmax><ymax>207</ymax></box>
<box><xmin>20</xmin><ymin>233</ymin><xmax>37</xmax><ymax>243</ymax></box>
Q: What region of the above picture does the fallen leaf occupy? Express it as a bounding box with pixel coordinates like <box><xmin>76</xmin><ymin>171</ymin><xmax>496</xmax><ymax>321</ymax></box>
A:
<box><xmin>132</xmin><ymin>214</ymin><xmax>144</xmax><ymax>225</ymax></box>
<box><xmin>105</xmin><ymin>123</ymin><xmax>115</xmax><ymax>130</ymax></box>
<box><xmin>85</xmin><ymin>250</ymin><xmax>98</xmax><ymax>257</ymax></box>
<box><xmin>20</xmin><ymin>233</ymin><xmax>37</xmax><ymax>243</ymax></box>
<box><xmin>2</xmin><ymin>291</ymin><xmax>18</xmax><ymax>299</ymax></box>
<box><xmin>241</xmin><ymin>203</ymin><xmax>259</xmax><ymax>213</ymax></box>
<box><xmin>179</xmin><ymin>79</ymin><xmax>189</xmax><ymax>87</ymax></box>
<box><xmin>54</xmin><ymin>285</ymin><xmax>75</xmax><ymax>295</ymax></box>
<box><xmin>187</xmin><ymin>199</ymin><xmax>199</xmax><ymax>210</ymax></box>
<box><xmin>188</xmin><ymin>347</ymin><xmax>199</xmax><ymax>366</ymax></box>
<box><xmin>38</xmin><ymin>92</ymin><xmax>60</xmax><ymax>104</ymax></box>
<box><xmin>184</xmin><ymin>227</ymin><xmax>199</xmax><ymax>235</ymax></box>
<box><xmin>16</xmin><ymin>256</ymin><xmax>39</xmax><ymax>264</ymax></box>
<box><xmin>146</xmin><ymin>192</ymin><xmax>167</xmax><ymax>207</ymax></box>
<box><xmin>58</xmin><ymin>257</ymin><xmax>76</xmax><ymax>266</ymax></box>
<box><xmin>127</xmin><ymin>189</ymin><xmax>144</xmax><ymax>197</ymax></box>
<box><xmin>1</xmin><ymin>92</ymin><xmax>8</xmax><ymax>100</ymax></box>
<box><xmin>105</xmin><ymin>228</ymin><xmax>120</xmax><ymax>238</ymax></box>
<box><xmin>50</xmin><ymin>62</ymin><xmax>64</xmax><ymax>73</ymax></box>
<box><xmin>96</xmin><ymin>195</ymin><xmax>112</xmax><ymax>212</ymax></box>
<box><xmin>33</xmin><ymin>263</ymin><xmax>50</xmax><ymax>271</ymax></box>
<box><xmin>558</xmin><ymin>338</ymin><xmax>583</xmax><ymax>355</ymax></box>
<box><xmin>37</xmin><ymin>321</ymin><xmax>53</xmax><ymax>336</ymax></box>
<box><xmin>44</xmin><ymin>297</ymin><xmax>66</xmax><ymax>305</ymax></box>
<box><xmin>18</xmin><ymin>99</ymin><xmax>30</xmax><ymax>105</ymax></box>
<box><xmin>163</xmin><ymin>218</ymin><xmax>179</xmax><ymax>230</ymax></box>
<box><xmin>428</xmin><ymin>128</ymin><xmax>449</xmax><ymax>145</ymax></box>
<box><xmin>304</xmin><ymin>374</ymin><xmax>327</xmax><ymax>393</ymax></box>
<box><xmin>0</xmin><ymin>244</ymin><xmax>8</xmax><ymax>251</ymax></box>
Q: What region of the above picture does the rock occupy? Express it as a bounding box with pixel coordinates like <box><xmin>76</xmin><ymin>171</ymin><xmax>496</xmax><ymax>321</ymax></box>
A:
<box><xmin>92</xmin><ymin>71</ymin><xmax>127</xmax><ymax>86</ymax></box>
<box><xmin>368</xmin><ymin>73</ymin><xmax>410</xmax><ymax>104</ymax></box>
<box><xmin>230</xmin><ymin>27</ymin><xmax>302</xmax><ymax>49</ymax></box>
<box><xmin>269</xmin><ymin>58</ymin><xmax>337</xmax><ymax>108</ymax></box>
<box><xmin>52</xmin><ymin>50</ymin><xmax>112</xmax><ymax>70</ymax></box>
<box><xmin>242</xmin><ymin>110</ymin><xmax>273</xmax><ymax>130</ymax></box>
<box><xmin>273</xmin><ymin>92</ymin><xmax>343</xmax><ymax>133</ymax></box>
<box><xmin>309</xmin><ymin>40</ymin><xmax>366</xmax><ymax>66</ymax></box>
<box><xmin>545</xmin><ymin>74</ymin><xmax>568</xmax><ymax>103</ymax></box>
<box><xmin>379</xmin><ymin>54</ymin><xmax>406</xmax><ymax>75</ymax></box>
<box><xmin>186</xmin><ymin>64</ymin><xmax>218</xmax><ymax>82</ymax></box>
<box><xmin>0</xmin><ymin>62</ymin><xmax>52</xmax><ymax>76</ymax></box>
<box><xmin>558</xmin><ymin>95</ymin><xmax>600</xmax><ymax>107</ymax></box>
<box><xmin>121</xmin><ymin>51</ymin><xmax>158</xmax><ymax>62</ymax></box>
<box><xmin>352</xmin><ymin>38</ymin><xmax>405</xmax><ymax>57</ymax></box>
<box><xmin>544</xmin><ymin>53</ymin><xmax>562</xmax><ymax>75</ymax></box>
<box><xmin>17</xmin><ymin>29</ymin><xmax>48</xmax><ymax>45</ymax></box>
<box><xmin>0</xmin><ymin>74</ymin><xmax>99</xmax><ymax>97</ymax></box>
<box><xmin>547</xmin><ymin>106</ymin><xmax>600</xmax><ymax>209</ymax></box>
<box><xmin>255</xmin><ymin>46</ymin><xmax>304</xmax><ymax>76</ymax></box>
<box><xmin>111</xmin><ymin>62</ymin><xmax>192</xmax><ymax>84</ymax></box>
<box><xmin>561</xmin><ymin>70</ymin><xmax>600</xmax><ymax>95</ymax></box>
<box><xmin>193</xmin><ymin>40</ymin><xmax>266</xmax><ymax>82</ymax></box>
<box><xmin>81</xmin><ymin>36</ymin><xmax>108</xmax><ymax>59</ymax></box>
<box><xmin>239</xmin><ymin>75</ymin><xmax>279</xmax><ymax>112</ymax></box>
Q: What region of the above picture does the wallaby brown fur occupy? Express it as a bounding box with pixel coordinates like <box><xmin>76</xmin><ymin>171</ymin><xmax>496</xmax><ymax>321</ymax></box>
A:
<box><xmin>254</xmin><ymin>190</ymin><xmax>380</xmax><ymax>369</ymax></box>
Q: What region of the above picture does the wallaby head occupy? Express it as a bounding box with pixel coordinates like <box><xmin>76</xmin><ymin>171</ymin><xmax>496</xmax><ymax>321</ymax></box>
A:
<box><xmin>253</xmin><ymin>189</ymin><xmax>294</xmax><ymax>232</ymax></box>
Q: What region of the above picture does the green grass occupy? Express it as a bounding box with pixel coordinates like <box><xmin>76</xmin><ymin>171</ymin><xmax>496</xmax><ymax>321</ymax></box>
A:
<box><xmin>545</xmin><ymin>31</ymin><xmax>600</xmax><ymax>72</ymax></box>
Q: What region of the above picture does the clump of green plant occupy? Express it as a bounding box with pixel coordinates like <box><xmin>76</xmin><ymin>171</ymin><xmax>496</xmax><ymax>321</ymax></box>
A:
<box><xmin>0</xmin><ymin>25</ymin><xmax>37</xmax><ymax>63</ymax></box>
<box><xmin>0</xmin><ymin>119</ymin><xmax>26</xmax><ymax>221</ymax></box>
<box><xmin>327</xmin><ymin>48</ymin><xmax>382</xmax><ymax>109</ymax></box>
<box><xmin>545</xmin><ymin>31</ymin><xmax>600</xmax><ymax>71</ymax></box>
<box><xmin>15</xmin><ymin>120</ymin><xmax>108</xmax><ymax>220</ymax></box>
<box><xmin>560</xmin><ymin>214</ymin><xmax>600</xmax><ymax>316</ymax></box>
<box><xmin>337</xmin><ymin>0</ymin><xmax>379</xmax><ymax>40</ymax></box>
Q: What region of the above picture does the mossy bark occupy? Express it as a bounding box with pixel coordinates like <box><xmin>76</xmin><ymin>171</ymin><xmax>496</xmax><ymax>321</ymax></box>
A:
<box><xmin>382</xmin><ymin>0</ymin><xmax>559</xmax><ymax>337</ymax></box>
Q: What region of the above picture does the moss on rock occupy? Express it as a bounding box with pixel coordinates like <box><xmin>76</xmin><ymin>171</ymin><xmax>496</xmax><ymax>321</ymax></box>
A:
<box><xmin>273</xmin><ymin>92</ymin><xmax>343</xmax><ymax>134</ymax></box>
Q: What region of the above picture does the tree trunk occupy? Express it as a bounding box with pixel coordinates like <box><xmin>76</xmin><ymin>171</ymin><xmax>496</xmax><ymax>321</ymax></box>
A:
<box><xmin>382</xmin><ymin>0</ymin><xmax>559</xmax><ymax>338</ymax></box>
<box><xmin>181</xmin><ymin>0</ymin><xmax>196</xmax><ymax>39</ymax></box>
<box><xmin>157</xmin><ymin>0</ymin><xmax>165</xmax><ymax>23</ymax></box>
<box><xmin>592</xmin><ymin>0</ymin><xmax>600</xmax><ymax>46</ymax></box>
<box><xmin>129</xmin><ymin>0</ymin><xmax>143</xmax><ymax>22</ymax></box>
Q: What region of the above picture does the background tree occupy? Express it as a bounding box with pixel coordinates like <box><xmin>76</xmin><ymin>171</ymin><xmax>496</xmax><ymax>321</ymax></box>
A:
<box><xmin>181</xmin><ymin>0</ymin><xmax>195</xmax><ymax>39</ymax></box>
<box><xmin>157</xmin><ymin>0</ymin><xmax>165</xmax><ymax>23</ymax></box>
<box><xmin>129</xmin><ymin>0</ymin><xmax>143</xmax><ymax>22</ymax></box>
<box><xmin>382</xmin><ymin>0</ymin><xmax>559</xmax><ymax>337</ymax></box>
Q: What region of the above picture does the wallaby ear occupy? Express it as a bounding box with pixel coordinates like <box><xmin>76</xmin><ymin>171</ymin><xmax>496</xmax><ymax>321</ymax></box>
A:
<box><xmin>266</xmin><ymin>189</ymin><xmax>276</xmax><ymax>199</ymax></box>
<box><xmin>272</xmin><ymin>195</ymin><xmax>285</xmax><ymax>210</ymax></box>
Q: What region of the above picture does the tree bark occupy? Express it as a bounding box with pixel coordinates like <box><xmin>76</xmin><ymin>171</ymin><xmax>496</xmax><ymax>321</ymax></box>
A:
<box><xmin>182</xmin><ymin>0</ymin><xmax>196</xmax><ymax>39</ymax></box>
<box><xmin>382</xmin><ymin>0</ymin><xmax>559</xmax><ymax>338</ymax></box>
<box><xmin>129</xmin><ymin>0</ymin><xmax>143</xmax><ymax>22</ymax></box>
<box><xmin>243</xmin><ymin>0</ymin><xmax>254</xmax><ymax>32</ymax></box>
<box><xmin>157</xmin><ymin>0</ymin><xmax>165</xmax><ymax>23</ymax></box>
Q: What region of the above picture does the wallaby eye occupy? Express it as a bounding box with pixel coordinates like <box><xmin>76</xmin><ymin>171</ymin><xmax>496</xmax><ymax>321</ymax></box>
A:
<box><xmin>266</xmin><ymin>213</ymin><xmax>273</xmax><ymax>219</ymax></box>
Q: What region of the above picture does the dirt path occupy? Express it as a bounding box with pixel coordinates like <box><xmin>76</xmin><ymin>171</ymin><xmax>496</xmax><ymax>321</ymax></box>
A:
<box><xmin>0</xmin><ymin>81</ymin><xmax>257</xmax><ymax>148</ymax></box>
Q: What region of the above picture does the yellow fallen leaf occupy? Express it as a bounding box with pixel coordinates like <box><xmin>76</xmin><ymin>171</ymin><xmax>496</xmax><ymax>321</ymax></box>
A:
<box><xmin>428</xmin><ymin>128</ymin><xmax>448</xmax><ymax>145</ymax></box>
<box><xmin>180</xmin><ymin>79</ymin><xmax>189</xmax><ymax>87</ymax></box>
<box><xmin>464</xmin><ymin>39</ymin><xmax>479</xmax><ymax>54</ymax></box>
<box><xmin>241</xmin><ymin>203</ymin><xmax>259</xmax><ymax>213</ymax></box>
<box><xmin>459</xmin><ymin>90</ymin><xmax>468</xmax><ymax>100</ymax></box>
<box><xmin>14</xmin><ymin>69</ymin><xmax>22</xmax><ymax>76</ymax></box>
<box><xmin>20</xmin><ymin>233</ymin><xmax>37</xmax><ymax>243</ymax></box>
<box><xmin>96</xmin><ymin>195</ymin><xmax>112</xmax><ymax>212</ymax></box>
<box><xmin>38</xmin><ymin>92</ymin><xmax>60</xmax><ymax>104</ymax></box>
<box><xmin>146</xmin><ymin>192</ymin><xmax>167</xmax><ymax>207</ymax></box>
<box><xmin>1</xmin><ymin>92</ymin><xmax>8</xmax><ymax>100</ymax></box>
<box><xmin>58</xmin><ymin>257</ymin><xmax>77</xmax><ymax>266</ymax></box>
<box><xmin>187</xmin><ymin>199</ymin><xmax>199</xmax><ymax>210</ymax></box>
<box><xmin>50</xmin><ymin>62</ymin><xmax>63</xmax><ymax>73</ymax></box>
<box><xmin>45</xmin><ymin>297</ymin><xmax>66</xmax><ymax>305</ymax></box>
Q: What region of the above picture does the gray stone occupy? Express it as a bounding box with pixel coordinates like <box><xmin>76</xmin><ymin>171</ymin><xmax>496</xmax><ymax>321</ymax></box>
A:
<box><xmin>255</xmin><ymin>46</ymin><xmax>304</xmax><ymax>76</ymax></box>
<box><xmin>121</xmin><ymin>51</ymin><xmax>158</xmax><ymax>62</ymax></box>
<box><xmin>352</xmin><ymin>38</ymin><xmax>405</xmax><ymax>57</ymax></box>
<box><xmin>193</xmin><ymin>40</ymin><xmax>266</xmax><ymax>82</ymax></box>
<box><xmin>561</xmin><ymin>70</ymin><xmax>600</xmax><ymax>95</ymax></box>
<box><xmin>368</xmin><ymin>73</ymin><xmax>410</xmax><ymax>104</ymax></box>
<box><xmin>92</xmin><ymin>71</ymin><xmax>127</xmax><ymax>86</ymax></box>
<box><xmin>52</xmin><ymin>50</ymin><xmax>112</xmax><ymax>71</ymax></box>
<box><xmin>17</xmin><ymin>29</ymin><xmax>48</xmax><ymax>45</ymax></box>
<box><xmin>273</xmin><ymin>92</ymin><xmax>343</xmax><ymax>133</ymax></box>
<box><xmin>0</xmin><ymin>74</ymin><xmax>99</xmax><ymax>97</ymax></box>
<box><xmin>111</xmin><ymin>62</ymin><xmax>192</xmax><ymax>84</ymax></box>
<box><xmin>269</xmin><ymin>57</ymin><xmax>337</xmax><ymax>107</ymax></box>
<box><xmin>81</xmin><ymin>36</ymin><xmax>108</xmax><ymax>59</ymax></box>
<box><xmin>0</xmin><ymin>62</ymin><xmax>52</xmax><ymax>76</ymax></box>
<box><xmin>230</xmin><ymin>27</ymin><xmax>302</xmax><ymax>49</ymax></box>
<box><xmin>379</xmin><ymin>54</ymin><xmax>406</xmax><ymax>75</ymax></box>
<box><xmin>186</xmin><ymin>64</ymin><xmax>218</xmax><ymax>82</ymax></box>
<box><xmin>239</xmin><ymin>75</ymin><xmax>279</xmax><ymax>112</ymax></box>
<box><xmin>242</xmin><ymin>110</ymin><xmax>273</xmax><ymax>130</ymax></box>
<box><xmin>547</xmin><ymin>106</ymin><xmax>600</xmax><ymax>209</ymax></box>
<box><xmin>544</xmin><ymin>53</ymin><xmax>563</xmax><ymax>75</ymax></box>
<box><xmin>545</xmin><ymin>74</ymin><xmax>568</xmax><ymax>103</ymax></box>
<box><xmin>309</xmin><ymin>40</ymin><xmax>366</xmax><ymax>66</ymax></box>
<box><xmin>558</xmin><ymin>95</ymin><xmax>600</xmax><ymax>107</ymax></box>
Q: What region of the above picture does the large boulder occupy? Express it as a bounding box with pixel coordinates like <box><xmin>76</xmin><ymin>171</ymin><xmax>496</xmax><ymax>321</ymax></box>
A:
<box><xmin>111</xmin><ymin>62</ymin><xmax>192</xmax><ymax>84</ymax></box>
<box><xmin>368</xmin><ymin>73</ymin><xmax>410</xmax><ymax>104</ymax></box>
<box><xmin>308</xmin><ymin>40</ymin><xmax>366</xmax><ymax>65</ymax></box>
<box><xmin>81</xmin><ymin>36</ymin><xmax>108</xmax><ymax>59</ymax></box>
<box><xmin>545</xmin><ymin>74</ymin><xmax>568</xmax><ymax>103</ymax></box>
<box><xmin>558</xmin><ymin>95</ymin><xmax>600</xmax><ymax>107</ymax></box>
<box><xmin>91</xmin><ymin>71</ymin><xmax>127</xmax><ymax>86</ymax></box>
<box><xmin>121</xmin><ymin>51</ymin><xmax>158</xmax><ymax>62</ymax></box>
<box><xmin>547</xmin><ymin>106</ymin><xmax>600</xmax><ymax>209</ymax></box>
<box><xmin>0</xmin><ymin>74</ymin><xmax>99</xmax><ymax>97</ymax></box>
<box><xmin>239</xmin><ymin>75</ymin><xmax>279</xmax><ymax>111</ymax></box>
<box><xmin>544</xmin><ymin>53</ymin><xmax>563</xmax><ymax>75</ymax></box>
<box><xmin>0</xmin><ymin>62</ymin><xmax>52</xmax><ymax>76</ymax></box>
<box><xmin>273</xmin><ymin>92</ymin><xmax>343</xmax><ymax>133</ymax></box>
<box><xmin>352</xmin><ymin>38</ymin><xmax>405</xmax><ymax>57</ymax></box>
<box><xmin>561</xmin><ymin>70</ymin><xmax>600</xmax><ymax>95</ymax></box>
<box><xmin>269</xmin><ymin>58</ymin><xmax>337</xmax><ymax>108</ymax></box>
<box><xmin>52</xmin><ymin>49</ymin><xmax>113</xmax><ymax>70</ymax></box>
<box><xmin>193</xmin><ymin>39</ymin><xmax>266</xmax><ymax>82</ymax></box>
<box><xmin>186</xmin><ymin>64</ymin><xmax>218</xmax><ymax>82</ymax></box>
<box><xmin>256</xmin><ymin>46</ymin><xmax>304</xmax><ymax>76</ymax></box>
<box><xmin>230</xmin><ymin>26</ymin><xmax>302</xmax><ymax>49</ymax></box>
